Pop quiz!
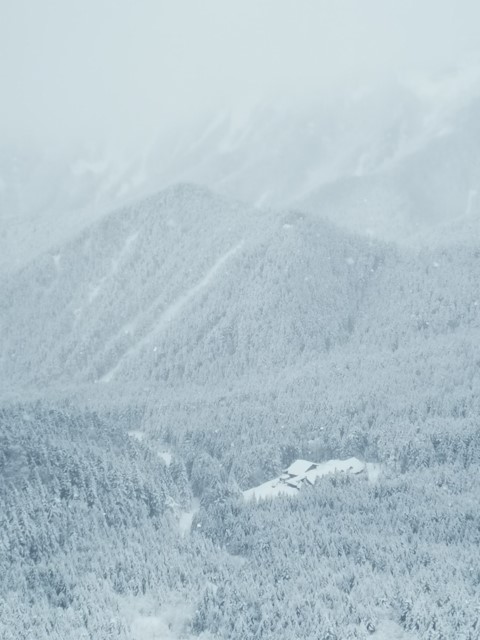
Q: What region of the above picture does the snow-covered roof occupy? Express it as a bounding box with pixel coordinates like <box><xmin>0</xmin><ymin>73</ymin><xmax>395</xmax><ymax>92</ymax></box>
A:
<box><xmin>285</xmin><ymin>476</ymin><xmax>304</xmax><ymax>488</ymax></box>
<box><xmin>285</xmin><ymin>459</ymin><xmax>317</xmax><ymax>476</ymax></box>
<box><xmin>304</xmin><ymin>457</ymin><xmax>365</xmax><ymax>483</ymax></box>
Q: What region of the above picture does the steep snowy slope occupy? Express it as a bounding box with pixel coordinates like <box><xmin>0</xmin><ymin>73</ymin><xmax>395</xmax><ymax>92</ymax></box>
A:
<box><xmin>0</xmin><ymin>184</ymin><xmax>382</xmax><ymax>389</ymax></box>
<box><xmin>0</xmin><ymin>185</ymin><xmax>258</xmax><ymax>386</ymax></box>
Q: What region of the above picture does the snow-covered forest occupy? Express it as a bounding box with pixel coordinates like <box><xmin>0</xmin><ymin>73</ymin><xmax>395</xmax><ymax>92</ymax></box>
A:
<box><xmin>2</xmin><ymin>2</ymin><xmax>480</xmax><ymax>639</ymax></box>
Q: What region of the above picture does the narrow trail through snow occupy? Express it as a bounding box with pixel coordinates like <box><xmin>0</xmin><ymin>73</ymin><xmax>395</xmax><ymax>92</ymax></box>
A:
<box><xmin>101</xmin><ymin>240</ymin><xmax>244</xmax><ymax>382</ymax></box>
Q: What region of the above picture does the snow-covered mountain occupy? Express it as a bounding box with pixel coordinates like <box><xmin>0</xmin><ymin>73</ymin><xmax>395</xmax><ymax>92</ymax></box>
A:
<box><xmin>0</xmin><ymin>184</ymin><xmax>381</xmax><ymax>389</ymax></box>
<box><xmin>2</xmin><ymin>182</ymin><xmax>479</xmax><ymax>399</ymax></box>
<box><xmin>2</xmin><ymin>68</ymin><xmax>480</xmax><ymax>273</ymax></box>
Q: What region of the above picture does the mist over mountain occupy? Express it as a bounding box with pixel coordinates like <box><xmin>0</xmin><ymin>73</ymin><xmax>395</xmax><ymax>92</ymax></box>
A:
<box><xmin>2</xmin><ymin>68</ymin><xmax>480</xmax><ymax>273</ymax></box>
<box><xmin>299</xmin><ymin>90</ymin><xmax>480</xmax><ymax>240</ymax></box>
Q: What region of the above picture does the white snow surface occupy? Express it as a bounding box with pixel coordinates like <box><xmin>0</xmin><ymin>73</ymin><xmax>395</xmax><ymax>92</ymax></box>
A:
<box><xmin>121</xmin><ymin>593</ymin><xmax>194</xmax><ymax>640</ymax></box>
<box><xmin>158</xmin><ymin>450</ymin><xmax>172</xmax><ymax>467</ymax></box>
<box><xmin>178</xmin><ymin>498</ymin><xmax>200</xmax><ymax>536</ymax></box>
<box><xmin>100</xmin><ymin>239</ymin><xmax>243</xmax><ymax>382</ymax></box>
<box><xmin>127</xmin><ymin>430</ymin><xmax>145</xmax><ymax>443</ymax></box>
<box><xmin>243</xmin><ymin>457</ymin><xmax>366</xmax><ymax>502</ymax></box>
<box><xmin>370</xmin><ymin>618</ymin><xmax>418</xmax><ymax>639</ymax></box>
<box><xmin>365</xmin><ymin>462</ymin><xmax>382</xmax><ymax>483</ymax></box>
<box><xmin>285</xmin><ymin>459</ymin><xmax>317</xmax><ymax>476</ymax></box>
<box><xmin>4</xmin><ymin>69</ymin><xmax>480</xmax><ymax>275</ymax></box>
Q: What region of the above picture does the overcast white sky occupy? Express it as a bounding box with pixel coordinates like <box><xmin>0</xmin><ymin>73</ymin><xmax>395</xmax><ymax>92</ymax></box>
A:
<box><xmin>1</xmin><ymin>0</ymin><xmax>480</xmax><ymax>148</ymax></box>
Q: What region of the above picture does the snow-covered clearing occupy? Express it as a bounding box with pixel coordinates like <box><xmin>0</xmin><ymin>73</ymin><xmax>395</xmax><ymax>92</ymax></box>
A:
<box><xmin>371</xmin><ymin>619</ymin><xmax>417</xmax><ymax>639</ymax></box>
<box><xmin>366</xmin><ymin>461</ymin><xmax>382</xmax><ymax>483</ymax></box>
<box><xmin>178</xmin><ymin>498</ymin><xmax>200</xmax><ymax>536</ymax></box>
<box><xmin>158</xmin><ymin>449</ymin><xmax>172</xmax><ymax>466</ymax></box>
<box><xmin>243</xmin><ymin>457</ymin><xmax>367</xmax><ymax>502</ymax></box>
<box><xmin>120</xmin><ymin>594</ymin><xmax>194</xmax><ymax>640</ymax></box>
